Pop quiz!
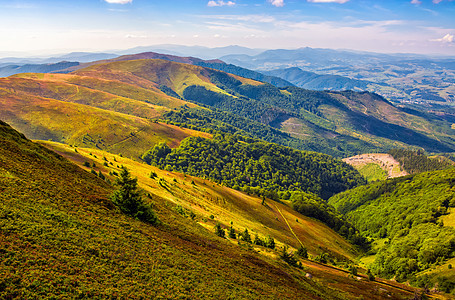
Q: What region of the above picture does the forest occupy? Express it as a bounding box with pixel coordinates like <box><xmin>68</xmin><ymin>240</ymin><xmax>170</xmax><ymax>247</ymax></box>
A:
<box><xmin>142</xmin><ymin>133</ymin><xmax>366</xmax><ymax>200</ymax></box>
<box><xmin>388</xmin><ymin>148</ymin><xmax>453</xmax><ymax>174</ymax></box>
<box><xmin>329</xmin><ymin>168</ymin><xmax>455</xmax><ymax>289</ymax></box>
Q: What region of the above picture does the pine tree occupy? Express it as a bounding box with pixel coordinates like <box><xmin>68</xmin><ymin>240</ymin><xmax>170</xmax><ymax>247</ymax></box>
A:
<box><xmin>214</xmin><ymin>223</ymin><xmax>225</xmax><ymax>238</ymax></box>
<box><xmin>110</xmin><ymin>167</ymin><xmax>157</xmax><ymax>224</ymax></box>
<box><xmin>297</xmin><ymin>245</ymin><xmax>308</xmax><ymax>259</ymax></box>
<box><xmin>228</xmin><ymin>226</ymin><xmax>237</xmax><ymax>239</ymax></box>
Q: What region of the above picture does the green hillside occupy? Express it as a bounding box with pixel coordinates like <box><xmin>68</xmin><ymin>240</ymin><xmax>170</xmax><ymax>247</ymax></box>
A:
<box><xmin>143</xmin><ymin>133</ymin><xmax>365</xmax><ymax>200</ymax></box>
<box><xmin>0</xmin><ymin>121</ymin><xmax>333</xmax><ymax>299</ymax></box>
<box><xmin>328</xmin><ymin>169</ymin><xmax>455</xmax><ymax>293</ymax></box>
<box><xmin>2</xmin><ymin>120</ymin><xmax>423</xmax><ymax>299</ymax></box>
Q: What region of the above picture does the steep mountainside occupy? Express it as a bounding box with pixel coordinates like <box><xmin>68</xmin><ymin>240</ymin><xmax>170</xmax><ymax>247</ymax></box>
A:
<box><xmin>1</xmin><ymin>120</ymin><xmax>421</xmax><ymax>299</ymax></box>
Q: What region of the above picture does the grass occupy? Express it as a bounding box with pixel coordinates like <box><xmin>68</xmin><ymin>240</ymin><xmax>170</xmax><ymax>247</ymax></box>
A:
<box><xmin>442</xmin><ymin>208</ymin><xmax>455</xmax><ymax>227</ymax></box>
<box><xmin>358</xmin><ymin>163</ymin><xmax>388</xmax><ymax>182</ymax></box>
<box><xmin>0</xmin><ymin>119</ymin><xmax>422</xmax><ymax>299</ymax></box>
<box><xmin>41</xmin><ymin>141</ymin><xmax>422</xmax><ymax>299</ymax></box>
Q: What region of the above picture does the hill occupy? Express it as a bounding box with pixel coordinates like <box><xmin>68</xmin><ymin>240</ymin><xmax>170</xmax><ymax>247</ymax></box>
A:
<box><xmin>1</xmin><ymin>120</ymin><xmax>424</xmax><ymax>299</ymax></box>
<box><xmin>2</xmin><ymin>56</ymin><xmax>455</xmax><ymax>157</ymax></box>
<box><xmin>328</xmin><ymin>169</ymin><xmax>455</xmax><ymax>293</ymax></box>
<box><xmin>264</xmin><ymin>67</ymin><xmax>372</xmax><ymax>91</ymax></box>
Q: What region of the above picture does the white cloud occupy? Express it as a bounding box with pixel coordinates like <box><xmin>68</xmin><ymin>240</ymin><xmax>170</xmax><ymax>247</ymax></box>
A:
<box><xmin>104</xmin><ymin>0</ymin><xmax>132</xmax><ymax>4</ymax></box>
<box><xmin>431</xmin><ymin>33</ymin><xmax>454</xmax><ymax>43</ymax></box>
<box><xmin>411</xmin><ymin>0</ymin><xmax>422</xmax><ymax>4</ymax></box>
<box><xmin>268</xmin><ymin>0</ymin><xmax>284</xmax><ymax>7</ymax></box>
<box><xmin>433</xmin><ymin>0</ymin><xmax>443</xmax><ymax>3</ymax></box>
<box><xmin>307</xmin><ymin>0</ymin><xmax>350</xmax><ymax>3</ymax></box>
<box><xmin>207</xmin><ymin>1</ymin><xmax>235</xmax><ymax>7</ymax></box>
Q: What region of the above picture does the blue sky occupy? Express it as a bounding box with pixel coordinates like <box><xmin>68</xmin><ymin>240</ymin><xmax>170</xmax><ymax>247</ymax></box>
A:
<box><xmin>0</xmin><ymin>0</ymin><xmax>454</xmax><ymax>56</ymax></box>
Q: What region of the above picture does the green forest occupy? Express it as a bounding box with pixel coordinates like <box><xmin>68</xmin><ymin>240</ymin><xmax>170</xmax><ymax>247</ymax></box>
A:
<box><xmin>389</xmin><ymin>148</ymin><xmax>454</xmax><ymax>174</ymax></box>
<box><xmin>142</xmin><ymin>133</ymin><xmax>366</xmax><ymax>200</ymax></box>
<box><xmin>329</xmin><ymin>169</ymin><xmax>455</xmax><ymax>289</ymax></box>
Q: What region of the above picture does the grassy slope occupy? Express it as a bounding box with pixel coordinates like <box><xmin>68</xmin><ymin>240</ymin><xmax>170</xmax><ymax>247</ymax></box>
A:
<box><xmin>41</xmin><ymin>140</ymin><xmax>423</xmax><ymax>300</ymax></box>
<box><xmin>0</xmin><ymin>120</ymin><xmax>338</xmax><ymax>299</ymax></box>
<box><xmin>72</xmin><ymin>59</ymin><xmax>260</xmax><ymax>96</ymax></box>
<box><xmin>0</xmin><ymin>75</ymin><xmax>211</xmax><ymax>159</ymax></box>
<box><xmin>0</xmin><ymin>121</ymin><xmax>421</xmax><ymax>299</ymax></box>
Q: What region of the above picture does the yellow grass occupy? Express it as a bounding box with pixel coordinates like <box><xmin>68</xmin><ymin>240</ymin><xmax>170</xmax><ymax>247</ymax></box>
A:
<box><xmin>43</xmin><ymin>141</ymin><xmax>358</xmax><ymax>261</ymax></box>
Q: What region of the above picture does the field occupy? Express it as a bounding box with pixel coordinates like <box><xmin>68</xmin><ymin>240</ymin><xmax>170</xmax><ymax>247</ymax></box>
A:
<box><xmin>343</xmin><ymin>153</ymin><xmax>408</xmax><ymax>180</ymax></box>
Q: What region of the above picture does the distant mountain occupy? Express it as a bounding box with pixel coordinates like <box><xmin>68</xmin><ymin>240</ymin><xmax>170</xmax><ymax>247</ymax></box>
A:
<box><xmin>220</xmin><ymin>47</ymin><xmax>455</xmax><ymax>105</ymax></box>
<box><xmin>0</xmin><ymin>61</ymin><xmax>79</xmax><ymax>77</ymax></box>
<box><xmin>119</xmin><ymin>44</ymin><xmax>264</xmax><ymax>59</ymax></box>
<box><xmin>264</xmin><ymin>67</ymin><xmax>371</xmax><ymax>91</ymax></box>
<box><xmin>0</xmin><ymin>52</ymin><xmax>118</xmax><ymax>65</ymax></box>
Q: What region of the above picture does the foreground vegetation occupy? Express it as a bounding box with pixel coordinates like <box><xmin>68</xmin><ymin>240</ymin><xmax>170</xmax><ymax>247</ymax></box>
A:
<box><xmin>2</xmin><ymin>120</ymin><xmax>352</xmax><ymax>299</ymax></box>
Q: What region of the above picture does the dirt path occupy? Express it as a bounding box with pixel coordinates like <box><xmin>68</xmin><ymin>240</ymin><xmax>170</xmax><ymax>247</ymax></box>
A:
<box><xmin>343</xmin><ymin>153</ymin><xmax>408</xmax><ymax>178</ymax></box>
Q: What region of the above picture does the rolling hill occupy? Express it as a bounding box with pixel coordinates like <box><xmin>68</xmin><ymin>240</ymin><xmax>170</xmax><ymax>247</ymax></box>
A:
<box><xmin>3</xmin><ymin>54</ymin><xmax>455</xmax><ymax>157</ymax></box>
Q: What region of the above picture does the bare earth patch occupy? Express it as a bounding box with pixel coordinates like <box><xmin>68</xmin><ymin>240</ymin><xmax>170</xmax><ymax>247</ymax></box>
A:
<box><xmin>343</xmin><ymin>153</ymin><xmax>408</xmax><ymax>178</ymax></box>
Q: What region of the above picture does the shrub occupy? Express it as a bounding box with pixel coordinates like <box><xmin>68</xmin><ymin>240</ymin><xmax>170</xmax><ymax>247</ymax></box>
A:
<box><xmin>297</xmin><ymin>245</ymin><xmax>308</xmax><ymax>259</ymax></box>
<box><xmin>214</xmin><ymin>223</ymin><xmax>225</xmax><ymax>238</ymax></box>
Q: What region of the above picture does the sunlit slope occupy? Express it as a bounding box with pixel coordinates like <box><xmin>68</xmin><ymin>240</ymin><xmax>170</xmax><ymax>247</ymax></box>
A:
<box><xmin>44</xmin><ymin>141</ymin><xmax>358</xmax><ymax>261</ymax></box>
<box><xmin>72</xmin><ymin>59</ymin><xmax>261</xmax><ymax>96</ymax></box>
<box><xmin>0</xmin><ymin>89</ymin><xmax>210</xmax><ymax>158</ymax></box>
<box><xmin>0</xmin><ymin>120</ymin><xmax>338</xmax><ymax>299</ymax></box>
<box><xmin>12</xmin><ymin>72</ymin><xmax>192</xmax><ymax>109</ymax></box>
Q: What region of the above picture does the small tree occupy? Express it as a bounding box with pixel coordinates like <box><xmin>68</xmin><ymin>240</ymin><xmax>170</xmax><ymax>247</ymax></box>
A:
<box><xmin>366</xmin><ymin>269</ymin><xmax>375</xmax><ymax>281</ymax></box>
<box><xmin>110</xmin><ymin>167</ymin><xmax>157</xmax><ymax>224</ymax></box>
<box><xmin>228</xmin><ymin>226</ymin><xmax>237</xmax><ymax>239</ymax></box>
<box><xmin>240</xmin><ymin>229</ymin><xmax>252</xmax><ymax>243</ymax></box>
<box><xmin>265</xmin><ymin>235</ymin><xmax>275</xmax><ymax>249</ymax></box>
<box><xmin>214</xmin><ymin>223</ymin><xmax>225</xmax><ymax>238</ymax></box>
<box><xmin>297</xmin><ymin>245</ymin><xmax>308</xmax><ymax>259</ymax></box>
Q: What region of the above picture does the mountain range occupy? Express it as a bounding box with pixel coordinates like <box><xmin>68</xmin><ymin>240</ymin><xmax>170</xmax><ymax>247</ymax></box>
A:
<box><xmin>1</xmin><ymin>49</ymin><xmax>455</xmax><ymax>298</ymax></box>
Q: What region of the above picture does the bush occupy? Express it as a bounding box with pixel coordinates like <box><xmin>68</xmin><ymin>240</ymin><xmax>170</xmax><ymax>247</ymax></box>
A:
<box><xmin>297</xmin><ymin>245</ymin><xmax>308</xmax><ymax>259</ymax></box>
<box><xmin>214</xmin><ymin>223</ymin><xmax>225</xmax><ymax>238</ymax></box>
<box><xmin>240</xmin><ymin>229</ymin><xmax>252</xmax><ymax>243</ymax></box>
<box><xmin>265</xmin><ymin>235</ymin><xmax>275</xmax><ymax>249</ymax></box>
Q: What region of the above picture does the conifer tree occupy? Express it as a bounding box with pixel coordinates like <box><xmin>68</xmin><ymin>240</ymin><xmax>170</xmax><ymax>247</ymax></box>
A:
<box><xmin>110</xmin><ymin>167</ymin><xmax>157</xmax><ymax>224</ymax></box>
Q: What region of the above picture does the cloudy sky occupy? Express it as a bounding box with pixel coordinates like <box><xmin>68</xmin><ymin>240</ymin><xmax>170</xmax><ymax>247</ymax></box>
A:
<box><xmin>0</xmin><ymin>0</ymin><xmax>454</xmax><ymax>56</ymax></box>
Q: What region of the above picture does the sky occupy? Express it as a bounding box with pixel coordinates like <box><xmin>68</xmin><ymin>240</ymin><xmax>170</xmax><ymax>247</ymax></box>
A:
<box><xmin>0</xmin><ymin>0</ymin><xmax>454</xmax><ymax>56</ymax></box>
